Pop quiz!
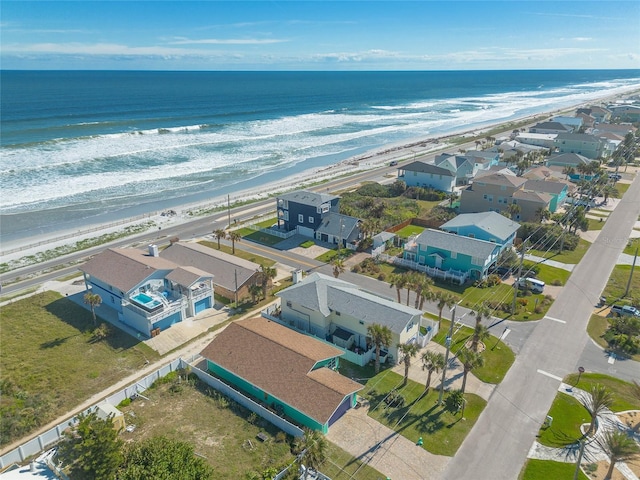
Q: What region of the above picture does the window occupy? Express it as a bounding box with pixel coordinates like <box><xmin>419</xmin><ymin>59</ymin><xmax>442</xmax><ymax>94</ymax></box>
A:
<box><xmin>283</xmin><ymin>211</ymin><xmax>289</xmax><ymax>221</ymax></box>
<box><xmin>451</xmin><ymin>252</ymin><xmax>457</xmax><ymax>259</ymax></box>
<box><xmin>413</xmin><ymin>171</ymin><xmax>417</xmax><ymax>176</ymax></box>
<box><xmin>286</xmin><ymin>301</ymin><xmax>292</xmax><ymax>308</ymax></box>
<box><xmin>335</xmin><ymin>311</ymin><xmax>341</xmax><ymax>316</ymax></box>
<box><xmin>298</xmin><ymin>214</ymin><xmax>304</xmax><ymax>223</ymax></box>
<box><xmin>359</xmin><ymin>320</ymin><xmax>364</xmax><ymax>325</ymax></box>
<box><xmin>500</xmin><ymin>185</ymin><xmax>506</xmax><ymax>191</ymax></box>
<box><xmin>308</xmin><ymin>216</ymin><xmax>314</xmax><ymax>223</ymax></box>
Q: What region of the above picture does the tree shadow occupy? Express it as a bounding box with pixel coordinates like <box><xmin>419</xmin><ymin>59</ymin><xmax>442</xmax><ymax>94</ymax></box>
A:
<box><xmin>40</xmin><ymin>335</ymin><xmax>76</xmax><ymax>349</ymax></box>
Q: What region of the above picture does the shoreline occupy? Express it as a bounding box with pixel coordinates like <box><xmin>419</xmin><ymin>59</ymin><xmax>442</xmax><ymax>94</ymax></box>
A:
<box><xmin>1</xmin><ymin>89</ymin><xmax>635</xmax><ymax>266</ymax></box>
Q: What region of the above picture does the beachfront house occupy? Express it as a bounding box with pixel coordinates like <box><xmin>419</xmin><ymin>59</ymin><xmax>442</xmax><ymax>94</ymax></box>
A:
<box><xmin>269</xmin><ymin>272</ymin><xmax>437</xmax><ymax>367</ymax></box>
<box><xmin>159</xmin><ymin>241</ymin><xmax>263</xmax><ymax>302</ymax></box>
<box><xmin>201</xmin><ymin>316</ymin><xmax>363</xmax><ymax>434</ymax></box>
<box><xmin>276</xmin><ymin>190</ymin><xmax>339</xmax><ymax>237</ymax></box>
<box><xmin>523</xmin><ymin>179</ymin><xmax>569</xmax><ymax>213</ymax></box>
<box><xmin>551</xmin><ymin>116</ymin><xmax>584</xmax><ymax>131</ymax></box>
<box><xmin>275</xmin><ymin>190</ymin><xmax>362</xmax><ymax>248</ymax></box>
<box><xmin>576</xmin><ymin>106</ymin><xmax>611</xmax><ymax>123</ymax></box>
<box><xmin>434</xmin><ymin>153</ymin><xmax>477</xmax><ymax>185</ymax></box>
<box><xmin>554</xmin><ymin>133</ymin><xmax>606</xmax><ymax>160</ymax></box>
<box><xmin>397</xmin><ymin>161</ymin><xmax>456</xmax><ymax>192</ymax></box>
<box><xmin>403</xmin><ymin>229</ymin><xmax>501</xmax><ymax>282</ymax></box>
<box><xmin>79</xmin><ymin>246</ymin><xmax>215</xmax><ymax>337</ymax></box>
<box><xmin>440</xmin><ymin>211</ymin><xmax>520</xmax><ymax>255</ymax></box>
<box><xmin>514</xmin><ymin>132</ymin><xmax>557</xmax><ymax>150</ymax></box>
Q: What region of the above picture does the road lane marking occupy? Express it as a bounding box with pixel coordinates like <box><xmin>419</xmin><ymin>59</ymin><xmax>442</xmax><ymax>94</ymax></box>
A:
<box><xmin>544</xmin><ymin>316</ymin><xmax>566</xmax><ymax>324</ymax></box>
<box><xmin>537</xmin><ymin>369</ymin><xmax>563</xmax><ymax>382</ymax></box>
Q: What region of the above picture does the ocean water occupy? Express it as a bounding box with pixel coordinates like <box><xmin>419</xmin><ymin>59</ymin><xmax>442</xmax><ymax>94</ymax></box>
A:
<box><xmin>1</xmin><ymin>70</ymin><xmax>639</xmax><ymax>244</ymax></box>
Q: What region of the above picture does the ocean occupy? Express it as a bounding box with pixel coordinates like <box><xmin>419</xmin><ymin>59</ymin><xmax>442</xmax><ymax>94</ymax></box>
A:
<box><xmin>1</xmin><ymin>70</ymin><xmax>639</xmax><ymax>246</ymax></box>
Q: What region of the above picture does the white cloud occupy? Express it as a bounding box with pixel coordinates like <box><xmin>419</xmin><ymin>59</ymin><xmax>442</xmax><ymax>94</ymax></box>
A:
<box><xmin>168</xmin><ymin>37</ymin><xmax>287</xmax><ymax>45</ymax></box>
<box><xmin>1</xmin><ymin>42</ymin><xmax>198</xmax><ymax>56</ymax></box>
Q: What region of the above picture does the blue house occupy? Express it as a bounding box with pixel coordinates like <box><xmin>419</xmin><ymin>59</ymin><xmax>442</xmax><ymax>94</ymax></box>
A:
<box><xmin>398</xmin><ymin>161</ymin><xmax>456</xmax><ymax>192</ymax></box>
<box><xmin>440</xmin><ymin>212</ymin><xmax>520</xmax><ymax>255</ymax></box>
<box><xmin>403</xmin><ymin>229</ymin><xmax>501</xmax><ymax>281</ymax></box>
<box><xmin>201</xmin><ymin>316</ymin><xmax>363</xmax><ymax>434</ymax></box>
<box><xmin>79</xmin><ymin>245</ymin><xmax>214</xmax><ymax>337</ymax></box>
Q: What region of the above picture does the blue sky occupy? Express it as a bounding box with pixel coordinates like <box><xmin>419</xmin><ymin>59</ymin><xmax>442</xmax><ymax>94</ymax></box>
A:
<box><xmin>2</xmin><ymin>1</ymin><xmax>639</xmax><ymax>70</ymax></box>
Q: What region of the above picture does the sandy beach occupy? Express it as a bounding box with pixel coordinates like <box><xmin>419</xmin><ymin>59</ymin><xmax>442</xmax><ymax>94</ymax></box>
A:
<box><xmin>0</xmin><ymin>89</ymin><xmax>636</xmax><ymax>270</ymax></box>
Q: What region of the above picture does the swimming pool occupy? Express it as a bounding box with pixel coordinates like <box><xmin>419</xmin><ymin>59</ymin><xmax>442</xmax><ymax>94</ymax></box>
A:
<box><xmin>131</xmin><ymin>292</ymin><xmax>163</xmax><ymax>312</ymax></box>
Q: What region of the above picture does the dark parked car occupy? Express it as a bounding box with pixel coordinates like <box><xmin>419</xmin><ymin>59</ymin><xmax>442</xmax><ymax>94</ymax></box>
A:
<box><xmin>610</xmin><ymin>304</ymin><xmax>640</xmax><ymax>317</ymax></box>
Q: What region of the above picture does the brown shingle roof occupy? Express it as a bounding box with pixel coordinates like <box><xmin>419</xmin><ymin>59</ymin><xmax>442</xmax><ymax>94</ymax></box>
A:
<box><xmin>472</xmin><ymin>173</ymin><xmax>527</xmax><ymax>188</ymax></box>
<box><xmin>79</xmin><ymin>248</ymin><xmax>178</xmax><ymax>293</ymax></box>
<box><xmin>165</xmin><ymin>266</ymin><xmax>212</xmax><ymax>288</ymax></box>
<box><xmin>201</xmin><ymin>317</ymin><xmax>362</xmax><ymax>424</ymax></box>
<box><xmin>160</xmin><ymin>242</ymin><xmax>259</xmax><ymax>292</ymax></box>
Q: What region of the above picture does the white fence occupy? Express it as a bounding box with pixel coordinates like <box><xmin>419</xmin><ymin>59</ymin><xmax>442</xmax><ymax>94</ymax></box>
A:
<box><xmin>377</xmin><ymin>254</ymin><xmax>469</xmax><ymax>285</ymax></box>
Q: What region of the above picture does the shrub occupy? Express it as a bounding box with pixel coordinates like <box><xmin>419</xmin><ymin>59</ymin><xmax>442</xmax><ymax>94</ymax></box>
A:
<box><xmin>551</xmin><ymin>279</ymin><xmax>563</xmax><ymax>286</ymax></box>
<box><xmin>384</xmin><ymin>390</ymin><xmax>405</xmax><ymax>408</ymax></box>
<box><xmin>517</xmin><ymin>298</ymin><xmax>529</xmax><ymax>306</ymax></box>
<box><xmin>118</xmin><ymin>398</ymin><xmax>131</xmax><ymax>408</ymax></box>
<box><xmin>377</xmin><ymin>273</ymin><xmax>387</xmax><ymax>281</ymax></box>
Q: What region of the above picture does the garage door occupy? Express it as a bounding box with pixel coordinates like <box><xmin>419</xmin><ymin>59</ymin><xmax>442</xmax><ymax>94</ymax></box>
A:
<box><xmin>297</xmin><ymin>226</ymin><xmax>314</xmax><ymax>238</ymax></box>
<box><xmin>154</xmin><ymin>312</ymin><xmax>181</xmax><ymax>331</ymax></box>
<box><xmin>195</xmin><ymin>297</ymin><xmax>211</xmax><ymax>314</ymax></box>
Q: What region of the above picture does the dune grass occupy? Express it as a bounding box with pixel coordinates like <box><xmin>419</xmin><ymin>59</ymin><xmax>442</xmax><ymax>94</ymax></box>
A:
<box><xmin>0</xmin><ymin>291</ymin><xmax>159</xmax><ymax>447</ymax></box>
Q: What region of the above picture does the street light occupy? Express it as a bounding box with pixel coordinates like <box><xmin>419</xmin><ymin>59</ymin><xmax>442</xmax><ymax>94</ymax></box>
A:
<box><xmin>575</xmin><ymin>366</ymin><xmax>585</xmax><ymax>387</ymax></box>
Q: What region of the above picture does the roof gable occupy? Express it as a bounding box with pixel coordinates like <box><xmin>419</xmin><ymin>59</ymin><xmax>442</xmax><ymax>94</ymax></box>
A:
<box><xmin>277</xmin><ymin>190</ymin><xmax>339</xmax><ymax>207</ymax></box>
<box><xmin>415</xmin><ymin>229</ymin><xmax>499</xmax><ymax>259</ymax></box>
<box><xmin>401</xmin><ymin>161</ymin><xmax>454</xmax><ymax>177</ymax></box>
<box><xmin>440</xmin><ymin>212</ymin><xmax>520</xmax><ymax>241</ymax></box>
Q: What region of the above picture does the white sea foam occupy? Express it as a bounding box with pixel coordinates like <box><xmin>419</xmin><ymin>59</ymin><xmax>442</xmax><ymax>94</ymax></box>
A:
<box><xmin>2</xmin><ymin>77</ymin><xmax>639</xmax><ymax>214</ymax></box>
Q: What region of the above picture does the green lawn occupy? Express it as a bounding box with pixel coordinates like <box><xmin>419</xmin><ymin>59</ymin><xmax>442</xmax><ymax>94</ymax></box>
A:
<box><xmin>316</xmin><ymin>248</ymin><xmax>355</xmax><ymax>263</ymax></box>
<box><xmin>395</xmin><ymin>225</ymin><xmax>426</xmax><ymax>238</ymax></box>
<box><xmin>519</xmin><ymin>459</ymin><xmax>588</xmax><ymax>480</ymax></box>
<box><xmin>563</xmin><ymin>373</ymin><xmax>640</xmax><ymax>412</ymax></box>
<box><xmin>537</xmin><ymin>392</ymin><xmax>587</xmax><ymax>447</ymax></box>
<box><xmin>238</xmin><ymin>229</ymin><xmax>283</xmax><ymax>246</ymax></box>
<box><xmin>527</xmin><ymin>238</ymin><xmax>591</xmax><ymax>265</ymax></box>
<box><xmin>587</xmin><ymin>314</ymin><xmax>640</xmax><ymax>361</ymax></box>
<box><xmin>614</xmin><ymin>182</ymin><xmax>631</xmax><ymax>198</ymax></box>
<box><xmin>587</xmin><ymin>217</ymin><xmax>606</xmax><ymax>230</ymax></box>
<box><xmin>433</xmin><ymin>319</ymin><xmax>515</xmax><ymax>385</ymax></box>
<box><xmin>624</xmin><ymin>238</ymin><xmax>640</xmax><ymax>255</ymax></box>
<box><xmin>523</xmin><ymin>261</ymin><xmax>571</xmax><ymax>286</ymax></box>
<box><xmin>0</xmin><ymin>291</ymin><xmax>160</xmax><ymax>447</ymax></box>
<box><xmin>199</xmin><ymin>240</ymin><xmax>276</xmax><ymax>267</ymax></box>
<box><xmin>362</xmin><ymin>371</ymin><xmax>486</xmax><ymax>456</ymax></box>
<box><xmin>602</xmin><ymin>264</ymin><xmax>640</xmax><ymax>301</ymax></box>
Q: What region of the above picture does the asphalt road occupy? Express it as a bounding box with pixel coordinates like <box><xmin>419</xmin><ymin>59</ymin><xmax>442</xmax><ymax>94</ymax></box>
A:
<box><xmin>444</xmin><ymin>171</ymin><xmax>640</xmax><ymax>480</ymax></box>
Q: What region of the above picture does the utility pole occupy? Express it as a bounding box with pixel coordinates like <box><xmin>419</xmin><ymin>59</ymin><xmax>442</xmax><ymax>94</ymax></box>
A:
<box><xmin>227</xmin><ymin>194</ymin><xmax>231</xmax><ymax>229</ymax></box>
<box><xmin>624</xmin><ymin>247</ymin><xmax>638</xmax><ymax>297</ymax></box>
<box><xmin>438</xmin><ymin>304</ymin><xmax>457</xmax><ymax>406</ymax></box>
<box><xmin>234</xmin><ymin>269</ymin><xmax>238</xmax><ymax>308</ymax></box>
<box><xmin>512</xmin><ymin>238</ymin><xmax>527</xmax><ymax>314</ymax></box>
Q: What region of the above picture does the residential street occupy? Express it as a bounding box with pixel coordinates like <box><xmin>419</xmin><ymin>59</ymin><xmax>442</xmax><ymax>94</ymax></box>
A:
<box><xmin>444</xmin><ymin>173</ymin><xmax>640</xmax><ymax>479</ymax></box>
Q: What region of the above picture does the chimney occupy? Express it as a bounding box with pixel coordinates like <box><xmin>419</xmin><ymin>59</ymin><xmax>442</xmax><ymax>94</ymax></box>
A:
<box><xmin>148</xmin><ymin>244</ymin><xmax>159</xmax><ymax>257</ymax></box>
<box><xmin>292</xmin><ymin>269</ymin><xmax>303</xmax><ymax>284</ymax></box>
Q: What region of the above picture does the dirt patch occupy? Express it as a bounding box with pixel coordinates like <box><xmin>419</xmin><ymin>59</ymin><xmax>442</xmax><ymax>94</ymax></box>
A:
<box><xmin>583</xmin><ymin>459</ymin><xmax>638</xmax><ymax>480</ymax></box>
<box><xmin>617</xmin><ymin>411</ymin><xmax>640</xmax><ymax>431</ymax></box>
<box><xmin>289</xmin><ymin>244</ymin><xmax>330</xmax><ymax>259</ymax></box>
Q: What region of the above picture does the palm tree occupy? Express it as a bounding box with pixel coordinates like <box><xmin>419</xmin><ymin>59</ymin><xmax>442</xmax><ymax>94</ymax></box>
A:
<box><xmin>398</xmin><ymin>342</ymin><xmax>419</xmax><ymax>387</ymax></box>
<box><xmin>471</xmin><ymin>324</ymin><xmax>490</xmax><ymax>352</ymax></box>
<box><xmin>83</xmin><ymin>292</ymin><xmax>102</xmax><ymax>327</ymax></box>
<box><xmin>248</xmin><ymin>284</ymin><xmax>262</xmax><ymax>303</ymax></box>
<box><xmin>447</xmin><ymin>191</ymin><xmax>458</xmax><ymax>207</ymax></box>
<box><xmin>421</xmin><ymin>350</ymin><xmax>445</xmax><ymax>392</ymax></box>
<box><xmin>367</xmin><ymin>324</ymin><xmax>393</xmax><ymax>374</ymax></box>
<box><xmin>258</xmin><ymin>264</ymin><xmax>277</xmax><ymax>299</ymax></box>
<box><xmin>388</xmin><ymin>274</ymin><xmax>406</xmax><ymax>304</ymax></box>
<box><xmin>457</xmin><ymin>347</ymin><xmax>484</xmax><ymax>394</ymax></box>
<box><xmin>471</xmin><ymin>302</ymin><xmax>492</xmax><ymax>335</ymax></box>
<box><xmin>331</xmin><ymin>257</ymin><xmax>345</xmax><ymax>278</ymax></box>
<box><xmin>213</xmin><ymin>229</ymin><xmax>226</xmax><ymax>249</ymax></box>
<box><xmin>435</xmin><ymin>292</ymin><xmax>457</xmax><ymax>330</ymax></box>
<box><xmin>599</xmin><ymin>430</ymin><xmax>640</xmax><ymax>480</ymax></box>
<box><xmin>602</xmin><ymin>185</ymin><xmax>618</xmax><ymax>204</ymax></box>
<box><xmin>585</xmin><ymin>384</ymin><xmax>613</xmax><ymax>436</ymax></box>
<box><xmin>417</xmin><ymin>277</ymin><xmax>435</xmax><ymax>310</ymax></box>
<box><xmin>227</xmin><ymin>230</ymin><xmax>241</xmax><ymax>254</ymax></box>
<box><xmin>404</xmin><ymin>271</ymin><xmax>421</xmax><ymax>306</ymax></box>
<box><xmin>294</xmin><ymin>428</ymin><xmax>328</xmax><ymax>479</ymax></box>
<box><xmin>562</xmin><ymin>166</ymin><xmax>576</xmax><ymax>180</ymax></box>
<box><xmin>535</xmin><ymin>207</ymin><xmax>551</xmax><ymax>223</ymax></box>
